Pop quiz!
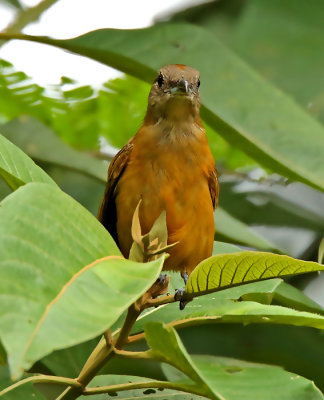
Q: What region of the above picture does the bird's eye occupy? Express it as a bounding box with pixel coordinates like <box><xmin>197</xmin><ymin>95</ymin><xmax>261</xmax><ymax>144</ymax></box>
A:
<box><xmin>197</xmin><ymin>79</ymin><xmax>200</xmax><ymax>88</ymax></box>
<box><xmin>157</xmin><ymin>73</ymin><xmax>164</xmax><ymax>87</ymax></box>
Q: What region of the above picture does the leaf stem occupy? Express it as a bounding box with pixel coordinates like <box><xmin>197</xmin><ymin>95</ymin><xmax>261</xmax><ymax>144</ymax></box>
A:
<box><xmin>82</xmin><ymin>380</ymin><xmax>204</xmax><ymax>397</ymax></box>
<box><xmin>113</xmin><ymin>348</ymin><xmax>152</xmax><ymax>359</ymax></box>
<box><xmin>0</xmin><ymin>375</ymin><xmax>81</xmax><ymax>396</ymax></box>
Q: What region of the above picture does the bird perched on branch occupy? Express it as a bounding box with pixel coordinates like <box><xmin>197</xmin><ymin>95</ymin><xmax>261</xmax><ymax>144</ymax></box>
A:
<box><xmin>98</xmin><ymin>64</ymin><xmax>218</xmax><ymax>283</ymax></box>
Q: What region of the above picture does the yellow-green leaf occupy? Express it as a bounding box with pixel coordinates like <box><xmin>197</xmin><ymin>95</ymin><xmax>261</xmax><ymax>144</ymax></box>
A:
<box><xmin>186</xmin><ymin>252</ymin><xmax>324</xmax><ymax>296</ymax></box>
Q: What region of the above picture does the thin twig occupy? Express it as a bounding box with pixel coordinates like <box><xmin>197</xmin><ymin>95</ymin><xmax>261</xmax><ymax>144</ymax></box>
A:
<box><xmin>83</xmin><ymin>380</ymin><xmax>204</xmax><ymax>397</ymax></box>
<box><xmin>3</xmin><ymin>0</ymin><xmax>59</xmax><ymax>34</ymax></box>
<box><xmin>0</xmin><ymin>374</ymin><xmax>81</xmax><ymax>396</ymax></box>
<box><xmin>144</xmin><ymin>293</ymin><xmax>176</xmax><ymax>308</ymax></box>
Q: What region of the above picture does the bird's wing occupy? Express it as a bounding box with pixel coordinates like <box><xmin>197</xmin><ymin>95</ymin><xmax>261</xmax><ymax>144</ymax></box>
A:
<box><xmin>208</xmin><ymin>166</ymin><xmax>219</xmax><ymax>210</ymax></box>
<box><xmin>98</xmin><ymin>138</ymin><xmax>134</xmax><ymax>245</ymax></box>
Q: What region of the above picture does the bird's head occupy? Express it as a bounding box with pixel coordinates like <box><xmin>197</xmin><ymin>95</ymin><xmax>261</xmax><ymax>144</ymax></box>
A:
<box><xmin>146</xmin><ymin>64</ymin><xmax>201</xmax><ymax>123</ymax></box>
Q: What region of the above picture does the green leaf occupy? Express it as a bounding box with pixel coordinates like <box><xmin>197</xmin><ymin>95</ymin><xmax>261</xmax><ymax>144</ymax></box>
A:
<box><xmin>145</xmin><ymin>324</ymin><xmax>324</xmax><ymax>400</ymax></box>
<box><xmin>186</xmin><ymin>251</ymin><xmax>324</xmax><ymax>296</ymax></box>
<box><xmin>0</xmin><ymin>132</ymin><xmax>55</xmax><ymax>190</ymax></box>
<box><xmin>0</xmin><ymin>182</ymin><xmax>119</xmax><ymax>379</ymax></box>
<box><xmin>0</xmin><ymin>118</ymin><xmax>107</xmax><ymax>182</ymax></box>
<box><xmin>144</xmin><ymin>323</ymin><xmax>217</xmax><ymax>399</ymax></box>
<box><xmin>181</xmin><ymin>323</ymin><xmax>324</xmax><ymax>393</ymax></box>
<box><xmin>3</xmin><ymin>24</ymin><xmax>324</xmax><ymax>190</ymax></box>
<box><xmin>215</xmin><ymin>208</ymin><xmax>280</xmax><ymax>252</ymax></box>
<box><xmin>145</xmin><ymin>323</ymin><xmax>206</xmax><ymax>385</ymax></box>
<box><xmin>187</xmin><ymin>355</ymin><xmax>324</xmax><ymax>400</ymax></box>
<box><xmin>63</xmin><ymin>85</ymin><xmax>93</xmax><ymax>101</ymax></box>
<box><xmin>186</xmin><ymin>0</ymin><xmax>324</xmax><ymax>124</ymax></box>
<box><xmin>272</xmin><ymin>281</ymin><xmax>324</xmax><ymax>315</ymax></box>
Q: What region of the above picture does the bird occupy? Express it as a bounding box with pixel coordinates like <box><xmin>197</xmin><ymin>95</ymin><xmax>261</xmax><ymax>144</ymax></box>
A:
<box><xmin>98</xmin><ymin>64</ymin><xmax>219</xmax><ymax>284</ymax></box>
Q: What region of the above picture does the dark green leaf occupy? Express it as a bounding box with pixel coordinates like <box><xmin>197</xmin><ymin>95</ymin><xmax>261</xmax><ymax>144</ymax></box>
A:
<box><xmin>191</xmin><ymin>355</ymin><xmax>324</xmax><ymax>400</ymax></box>
<box><xmin>145</xmin><ymin>324</ymin><xmax>324</xmax><ymax>400</ymax></box>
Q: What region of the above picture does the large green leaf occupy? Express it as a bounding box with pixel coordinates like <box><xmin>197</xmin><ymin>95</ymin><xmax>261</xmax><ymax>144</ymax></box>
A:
<box><xmin>145</xmin><ymin>323</ymin><xmax>207</xmax><ymax>386</ymax></box>
<box><xmin>0</xmin><ymin>118</ymin><xmax>107</xmax><ymax>182</ymax></box>
<box><xmin>180</xmin><ymin>323</ymin><xmax>324</xmax><ymax>393</ymax></box>
<box><xmin>186</xmin><ymin>252</ymin><xmax>324</xmax><ymax>296</ymax></box>
<box><xmin>178</xmin><ymin>0</ymin><xmax>324</xmax><ymax>124</ymax></box>
<box><xmin>0</xmin><ymin>132</ymin><xmax>55</xmax><ymax>190</ymax></box>
<box><xmin>1</xmin><ymin>24</ymin><xmax>324</xmax><ymax>190</ymax></box>
<box><xmin>145</xmin><ymin>323</ymin><xmax>218</xmax><ymax>399</ymax></box>
<box><xmin>186</xmin><ymin>356</ymin><xmax>324</xmax><ymax>400</ymax></box>
<box><xmin>0</xmin><ymin>183</ymin><xmax>119</xmax><ymax>379</ymax></box>
<box><xmin>145</xmin><ymin>323</ymin><xmax>323</xmax><ymax>400</ymax></box>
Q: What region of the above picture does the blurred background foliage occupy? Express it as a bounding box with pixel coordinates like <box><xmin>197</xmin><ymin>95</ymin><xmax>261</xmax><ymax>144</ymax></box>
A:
<box><xmin>0</xmin><ymin>0</ymin><xmax>323</xmax><ymax>306</ymax></box>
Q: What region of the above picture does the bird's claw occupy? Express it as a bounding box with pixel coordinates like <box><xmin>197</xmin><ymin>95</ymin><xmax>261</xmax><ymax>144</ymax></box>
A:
<box><xmin>144</xmin><ymin>273</ymin><xmax>169</xmax><ymax>301</ymax></box>
<box><xmin>181</xmin><ymin>271</ymin><xmax>189</xmax><ymax>285</ymax></box>
<box><xmin>157</xmin><ymin>273</ymin><xmax>167</xmax><ymax>285</ymax></box>
<box><xmin>175</xmin><ymin>288</ymin><xmax>187</xmax><ymax>310</ymax></box>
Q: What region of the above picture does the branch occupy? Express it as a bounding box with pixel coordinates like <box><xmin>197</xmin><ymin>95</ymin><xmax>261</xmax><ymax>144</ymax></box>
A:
<box><xmin>57</xmin><ymin>302</ymin><xmax>145</xmax><ymax>399</ymax></box>
<box><xmin>143</xmin><ymin>293</ymin><xmax>176</xmax><ymax>309</ymax></box>
<box><xmin>114</xmin><ymin>303</ymin><xmax>142</xmax><ymax>348</ymax></box>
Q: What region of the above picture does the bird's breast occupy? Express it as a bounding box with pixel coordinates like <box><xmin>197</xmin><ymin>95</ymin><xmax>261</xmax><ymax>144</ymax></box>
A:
<box><xmin>115</xmin><ymin>123</ymin><xmax>215</xmax><ymax>270</ymax></box>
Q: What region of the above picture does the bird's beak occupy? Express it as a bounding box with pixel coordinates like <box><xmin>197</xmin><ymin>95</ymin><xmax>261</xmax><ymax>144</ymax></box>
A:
<box><xmin>171</xmin><ymin>78</ymin><xmax>189</xmax><ymax>95</ymax></box>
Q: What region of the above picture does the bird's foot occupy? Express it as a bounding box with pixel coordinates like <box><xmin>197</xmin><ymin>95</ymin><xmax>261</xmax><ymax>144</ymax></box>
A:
<box><xmin>175</xmin><ymin>288</ymin><xmax>187</xmax><ymax>310</ymax></box>
<box><xmin>145</xmin><ymin>273</ymin><xmax>170</xmax><ymax>302</ymax></box>
<box><xmin>181</xmin><ymin>271</ymin><xmax>189</xmax><ymax>285</ymax></box>
<box><xmin>157</xmin><ymin>273</ymin><xmax>168</xmax><ymax>286</ymax></box>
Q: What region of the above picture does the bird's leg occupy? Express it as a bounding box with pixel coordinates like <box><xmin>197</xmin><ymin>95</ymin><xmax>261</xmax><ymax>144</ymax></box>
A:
<box><xmin>175</xmin><ymin>270</ymin><xmax>189</xmax><ymax>310</ymax></box>
<box><xmin>143</xmin><ymin>273</ymin><xmax>170</xmax><ymax>303</ymax></box>
<box><xmin>157</xmin><ymin>273</ymin><xmax>168</xmax><ymax>285</ymax></box>
<box><xmin>181</xmin><ymin>271</ymin><xmax>189</xmax><ymax>285</ymax></box>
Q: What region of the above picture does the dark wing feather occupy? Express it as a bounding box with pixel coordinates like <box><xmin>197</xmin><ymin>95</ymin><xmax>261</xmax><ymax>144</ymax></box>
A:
<box><xmin>208</xmin><ymin>166</ymin><xmax>219</xmax><ymax>209</ymax></box>
<box><xmin>98</xmin><ymin>138</ymin><xmax>134</xmax><ymax>245</ymax></box>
